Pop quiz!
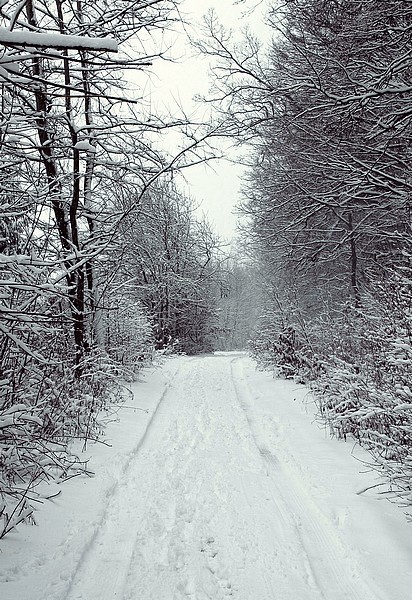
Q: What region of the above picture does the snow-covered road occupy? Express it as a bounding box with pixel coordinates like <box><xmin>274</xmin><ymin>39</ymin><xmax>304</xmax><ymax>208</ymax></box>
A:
<box><xmin>1</xmin><ymin>354</ymin><xmax>411</xmax><ymax>600</ymax></box>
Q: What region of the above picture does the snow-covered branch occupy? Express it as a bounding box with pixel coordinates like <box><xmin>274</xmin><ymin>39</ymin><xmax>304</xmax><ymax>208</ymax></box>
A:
<box><xmin>0</xmin><ymin>27</ymin><xmax>118</xmax><ymax>52</ymax></box>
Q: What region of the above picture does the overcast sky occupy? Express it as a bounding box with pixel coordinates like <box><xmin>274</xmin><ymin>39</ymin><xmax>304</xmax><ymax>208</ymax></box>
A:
<box><xmin>146</xmin><ymin>0</ymin><xmax>268</xmax><ymax>242</ymax></box>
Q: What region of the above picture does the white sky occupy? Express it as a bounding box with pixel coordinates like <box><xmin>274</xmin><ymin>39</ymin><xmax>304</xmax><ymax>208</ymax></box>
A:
<box><xmin>146</xmin><ymin>0</ymin><xmax>269</xmax><ymax>242</ymax></box>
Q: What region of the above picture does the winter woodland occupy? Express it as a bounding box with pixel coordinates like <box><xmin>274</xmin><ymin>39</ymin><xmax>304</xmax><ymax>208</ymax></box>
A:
<box><xmin>0</xmin><ymin>0</ymin><xmax>411</xmax><ymax>545</ymax></box>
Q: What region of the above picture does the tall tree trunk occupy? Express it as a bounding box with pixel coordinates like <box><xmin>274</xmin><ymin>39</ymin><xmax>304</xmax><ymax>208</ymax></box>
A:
<box><xmin>27</xmin><ymin>0</ymin><xmax>89</xmax><ymax>372</ymax></box>
<box><xmin>347</xmin><ymin>212</ymin><xmax>360</xmax><ymax>303</ymax></box>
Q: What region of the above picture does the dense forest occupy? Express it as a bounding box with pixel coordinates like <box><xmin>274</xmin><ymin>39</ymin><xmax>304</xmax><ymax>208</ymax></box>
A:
<box><xmin>0</xmin><ymin>0</ymin><xmax>254</xmax><ymax>538</ymax></box>
<box><xmin>1</xmin><ymin>0</ymin><xmax>412</xmax><ymax>539</ymax></box>
<box><xmin>202</xmin><ymin>0</ymin><xmax>412</xmax><ymax>509</ymax></box>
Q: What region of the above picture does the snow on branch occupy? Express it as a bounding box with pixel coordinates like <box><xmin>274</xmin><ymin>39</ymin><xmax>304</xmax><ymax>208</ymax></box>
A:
<box><xmin>0</xmin><ymin>27</ymin><xmax>118</xmax><ymax>52</ymax></box>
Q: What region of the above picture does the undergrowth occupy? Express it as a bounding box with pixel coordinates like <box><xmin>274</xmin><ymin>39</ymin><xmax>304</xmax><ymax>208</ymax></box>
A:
<box><xmin>250</xmin><ymin>269</ymin><xmax>412</xmax><ymax>511</ymax></box>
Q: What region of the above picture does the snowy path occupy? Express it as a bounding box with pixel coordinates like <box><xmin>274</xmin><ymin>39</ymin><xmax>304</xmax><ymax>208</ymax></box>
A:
<box><xmin>1</xmin><ymin>354</ymin><xmax>411</xmax><ymax>600</ymax></box>
<box><xmin>65</xmin><ymin>355</ymin><xmax>408</xmax><ymax>600</ymax></box>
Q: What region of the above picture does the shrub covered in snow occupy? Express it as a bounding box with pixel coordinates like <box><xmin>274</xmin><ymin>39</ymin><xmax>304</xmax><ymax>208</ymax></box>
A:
<box><xmin>0</xmin><ymin>250</ymin><xmax>154</xmax><ymax>538</ymax></box>
<box><xmin>103</xmin><ymin>297</ymin><xmax>155</xmax><ymax>378</ymax></box>
<box><xmin>249</xmin><ymin>300</ymin><xmax>325</xmax><ymax>383</ymax></box>
<box><xmin>0</xmin><ymin>339</ymin><xmax>127</xmax><ymax>538</ymax></box>
<box><xmin>312</xmin><ymin>272</ymin><xmax>412</xmax><ymax>504</ymax></box>
<box><xmin>252</xmin><ymin>267</ymin><xmax>412</xmax><ymax>507</ymax></box>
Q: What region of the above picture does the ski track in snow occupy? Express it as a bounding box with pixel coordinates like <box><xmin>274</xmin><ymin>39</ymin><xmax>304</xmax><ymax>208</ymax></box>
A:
<box><xmin>61</xmin><ymin>355</ymin><xmax>390</xmax><ymax>600</ymax></box>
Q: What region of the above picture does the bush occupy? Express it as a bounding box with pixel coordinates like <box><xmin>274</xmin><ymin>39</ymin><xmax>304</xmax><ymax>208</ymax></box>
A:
<box><xmin>0</xmin><ymin>346</ymin><xmax>127</xmax><ymax>538</ymax></box>
<box><xmin>0</xmin><ymin>288</ymin><xmax>154</xmax><ymax>537</ymax></box>
<box><xmin>312</xmin><ymin>272</ymin><xmax>412</xmax><ymax>504</ymax></box>
<box><xmin>251</xmin><ymin>267</ymin><xmax>412</xmax><ymax>507</ymax></box>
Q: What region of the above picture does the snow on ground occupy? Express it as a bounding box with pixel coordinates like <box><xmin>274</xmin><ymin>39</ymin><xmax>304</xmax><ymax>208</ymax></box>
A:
<box><xmin>0</xmin><ymin>353</ymin><xmax>411</xmax><ymax>600</ymax></box>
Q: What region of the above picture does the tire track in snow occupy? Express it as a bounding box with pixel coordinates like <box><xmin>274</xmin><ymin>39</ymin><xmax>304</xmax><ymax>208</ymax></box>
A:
<box><xmin>230</xmin><ymin>357</ymin><xmax>385</xmax><ymax>600</ymax></box>
<box><xmin>121</xmin><ymin>358</ymin><xmax>234</xmax><ymax>600</ymax></box>
<box><xmin>229</xmin><ymin>358</ymin><xmax>323</xmax><ymax>599</ymax></box>
<box><xmin>62</xmin><ymin>362</ymin><xmax>185</xmax><ymax>600</ymax></box>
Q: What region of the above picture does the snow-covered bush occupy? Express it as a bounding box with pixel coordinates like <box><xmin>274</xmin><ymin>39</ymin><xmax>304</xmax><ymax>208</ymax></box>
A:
<box><xmin>0</xmin><ymin>251</ymin><xmax>153</xmax><ymax>537</ymax></box>
<box><xmin>312</xmin><ymin>269</ymin><xmax>412</xmax><ymax>504</ymax></box>
<box><xmin>251</xmin><ymin>267</ymin><xmax>412</xmax><ymax>506</ymax></box>
<box><xmin>104</xmin><ymin>297</ymin><xmax>155</xmax><ymax>378</ymax></box>
<box><xmin>249</xmin><ymin>299</ymin><xmax>325</xmax><ymax>382</ymax></box>
<box><xmin>0</xmin><ymin>402</ymin><xmax>84</xmax><ymax>538</ymax></box>
<box><xmin>0</xmin><ymin>334</ymin><xmax>125</xmax><ymax>538</ymax></box>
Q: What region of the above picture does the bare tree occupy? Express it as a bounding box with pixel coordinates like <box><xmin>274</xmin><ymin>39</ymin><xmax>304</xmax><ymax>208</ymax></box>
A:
<box><xmin>111</xmin><ymin>180</ymin><xmax>221</xmax><ymax>354</ymax></box>
<box><xmin>198</xmin><ymin>0</ymin><xmax>412</xmax><ymax>507</ymax></box>
<box><xmin>0</xmin><ymin>0</ymin><xmax>218</xmax><ymax>537</ymax></box>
